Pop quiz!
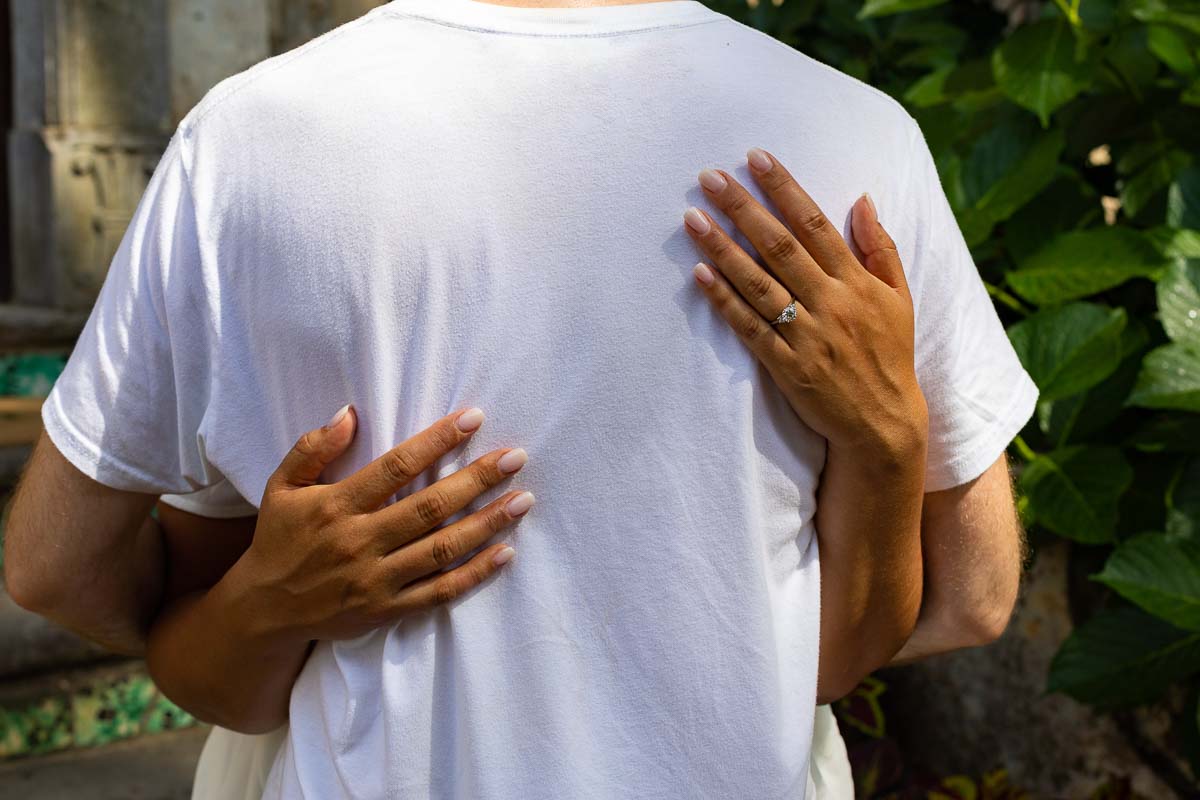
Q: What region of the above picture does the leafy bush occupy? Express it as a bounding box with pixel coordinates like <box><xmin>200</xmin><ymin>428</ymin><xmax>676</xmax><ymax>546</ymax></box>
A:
<box><xmin>706</xmin><ymin>0</ymin><xmax>1200</xmax><ymax>780</ymax></box>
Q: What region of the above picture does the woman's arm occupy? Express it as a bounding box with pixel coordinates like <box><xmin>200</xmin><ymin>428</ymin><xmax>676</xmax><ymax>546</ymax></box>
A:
<box><xmin>146</xmin><ymin>406</ymin><xmax>533</xmax><ymax>733</ymax></box>
<box><xmin>686</xmin><ymin>152</ymin><xmax>926</xmax><ymax>702</ymax></box>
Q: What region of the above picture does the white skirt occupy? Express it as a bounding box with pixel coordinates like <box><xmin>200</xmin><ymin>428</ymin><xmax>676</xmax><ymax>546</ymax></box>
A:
<box><xmin>191</xmin><ymin>705</ymin><xmax>852</xmax><ymax>799</ymax></box>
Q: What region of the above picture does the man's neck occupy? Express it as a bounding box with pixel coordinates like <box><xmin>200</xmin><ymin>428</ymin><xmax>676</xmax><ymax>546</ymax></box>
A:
<box><xmin>472</xmin><ymin>0</ymin><xmax>676</xmax><ymax>8</ymax></box>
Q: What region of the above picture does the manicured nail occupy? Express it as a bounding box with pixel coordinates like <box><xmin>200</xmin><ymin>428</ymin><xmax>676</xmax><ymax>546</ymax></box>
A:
<box><xmin>505</xmin><ymin>491</ymin><xmax>535</xmax><ymax>516</ymax></box>
<box><xmin>498</xmin><ymin>448</ymin><xmax>528</xmax><ymax>474</ymax></box>
<box><xmin>493</xmin><ymin>546</ymin><xmax>517</xmax><ymax>566</ymax></box>
<box><xmin>747</xmin><ymin>148</ymin><xmax>772</xmax><ymax>173</ymax></box>
<box><xmin>693</xmin><ymin>262</ymin><xmax>715</xmax><ymax>286</ymax></box>
<box><xmin>862</xmin><ymin>192</ymin><xmax>878</xmax><ymax>220</ymax></box>
<box><xmin>683</xmin><ymin>207</ymin><xmax>710</xmax><ymax>235</ymax></box>
<box><xmin>698</xmin><ymin>169</ymin><xmax>728</xmax><ymax>193</ymax></box>
<box><xmin>456</xmin><ymin>407</ymin><xmax>485</xmax><ymax>432</ymax></box>
<box><xmin>326</xmin><ymin>404</ymin><xmax>350</xmax><ymax>430</ymax></box>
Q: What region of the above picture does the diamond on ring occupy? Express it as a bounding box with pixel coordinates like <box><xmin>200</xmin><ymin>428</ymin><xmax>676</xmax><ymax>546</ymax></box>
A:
<box><xmin>771</xmin><ymin>300</ymin><xmax>798</xmax><ymax>326</ymax></box>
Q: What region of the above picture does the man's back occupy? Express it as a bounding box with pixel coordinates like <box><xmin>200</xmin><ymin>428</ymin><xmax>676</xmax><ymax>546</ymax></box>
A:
<box><xmin>43</xmin><ymin>1</ymin><xmax>1029</xmax><ymax>796</ymax></box>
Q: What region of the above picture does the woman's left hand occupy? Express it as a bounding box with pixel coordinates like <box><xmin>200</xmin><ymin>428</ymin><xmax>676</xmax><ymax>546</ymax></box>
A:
<box><xmin>683</xmin><ymin>148</ymin><xmax>927</xmax><ymax>465</ymax></box>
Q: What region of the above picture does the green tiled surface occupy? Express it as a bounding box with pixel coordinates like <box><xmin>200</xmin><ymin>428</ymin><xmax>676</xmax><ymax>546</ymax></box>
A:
<box><xmin>0</xmin><ymin>353</ymin><xmax>66</xmax><ymax>398</ymax></box>
<box><xmin>0</xmin><ymin>670</ymin><xmax>196</xmax><ymax>761</ymax></box>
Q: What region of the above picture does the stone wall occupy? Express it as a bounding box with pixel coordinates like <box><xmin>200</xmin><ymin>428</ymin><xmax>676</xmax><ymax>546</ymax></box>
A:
<box><xmin>2</xmin><ymin>0</ymin><xmax>383</xmax><ymax>337</ymax></box>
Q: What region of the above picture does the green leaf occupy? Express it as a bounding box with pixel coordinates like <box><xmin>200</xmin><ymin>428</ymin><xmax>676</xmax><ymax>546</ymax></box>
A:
<box><xmin>1150</xmin><ymin>225</ymin><xmax>1200</xmax><ymax>258</ymax></box>
<box><xmin>993</xmin><ymin>19</ymin><xmax>1092</xmax><ymax>125</ymax></box>
<box><xmin>1130</xmin><ymin>0</ymin><xmax>1200</xmax><ymax>36</ymax></box>
<box><xmin>975</xmin><ymin>127</ymin><xmax>1066</xmax><ymax>225</ymax></box>
<box><xmin>1095</xmin><ymin>534</ymin><xmax>1200</xmax><ymax>629</ymax></box>
<box><xmin>1147</xmin><ymin>24</ymin><xmax>1199</xmax><ymax>76</ymax></box>
<box><xmin>1129</xmin><ymin>343</ymin><xmax>1200</xmax><ymax>411</ymax></box>
<box><xmin>857</xmin><ymin>0</ymin><xmax>947</xmax><ymax>19</ymax></box>
<box><xmin>1021</xmin><ymin>446</ymin><xmax>1133</xmax><ymax>543</ymax></box>
<box><xmin>1128</xmin><ymin>415</ymin><xmax>1200</xmax><ymax>453</ymax></box>
<box><xmin>1121</xmin><ymin>149</ymin><xmax>1193</xmax><ymax>219</ymax></box>
<box><xmin>1008</xmin><ymin>228</ymin><xmax>1170</xmax><ymax>305</ymax></box>
<box><xmin>1037</xmin><ymin>323</ymin><xmax>1147</xmax><ymax>445</ymax></box>
<box><xmin>1048</xmin><ymin>606</ymin><xmax>1200</xmax><ymax>709</ymax></box>
<box><xmin>1168</xmin><ymin>166</ymin><xmax>1200</xmax><ymax>229</ymax></box>
<box><xmin>1159</xmin><ymin>258</ymin><xmax>1200</xmax><ymax>348</ymax></box>
<box><xmin>1168</xmin><ymin>458</ymin><xmax>1200</xmax><ymax>541</ymax></box>
<box><xmin>1008</xmin><ymin>303</ymin><xmax>1127</xmax><ymax>401</ymax></box>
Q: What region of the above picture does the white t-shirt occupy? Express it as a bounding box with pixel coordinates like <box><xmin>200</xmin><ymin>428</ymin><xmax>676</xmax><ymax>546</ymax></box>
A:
<box><xmin>43</xmin><ymin>1</ymin><xmax>1038</xmax><ymax>797</ymax></box>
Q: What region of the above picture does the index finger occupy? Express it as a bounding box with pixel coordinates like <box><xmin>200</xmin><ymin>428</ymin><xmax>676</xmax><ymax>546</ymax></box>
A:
<box><xmin>745</xmin><ymin>147</ymin><xmax>858</xmax><ymax>280</ymax></box>
<box><xmin>335</xmin><ymin>407</ymin><xmax>486</xmax><ymax>513</ymax></box>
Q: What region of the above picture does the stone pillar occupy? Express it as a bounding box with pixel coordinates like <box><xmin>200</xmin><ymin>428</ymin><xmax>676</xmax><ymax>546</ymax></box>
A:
<box><xmin>269</xmin><ymin>0</ymin><xmax>385</xmax><ymax>55</ymax></box>
<box><xmin>6</xmin><ymin>0</ymin><xmax>270</xmax><ymax>317</ymax></box>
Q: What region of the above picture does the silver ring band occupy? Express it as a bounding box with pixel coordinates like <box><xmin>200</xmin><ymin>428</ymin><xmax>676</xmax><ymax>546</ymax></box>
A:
<box><xmin>771</xmin><ymin>300</ymin><xmax>799</xmax><ymax>326</ymax></box>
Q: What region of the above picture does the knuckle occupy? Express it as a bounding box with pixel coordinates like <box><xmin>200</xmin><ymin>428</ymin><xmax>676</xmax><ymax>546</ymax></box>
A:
<box><xmin>429</xmin><ymin>532</ymin><xmax>462</xmax><ymax>569</ymax></box>
<box><xmin>733</xmin><ymin>311</ymin><xmax>763</xmax><ymax>342</ymax></box>
<box><xmin>799</xmin><ymin>210</ymin><xmax>830</xmax><ymax>236</ymax></box>
<box><xmin>382</xmin><ymin>448</ymin><xmax>423</xmax><ymax>486</ymax></box>
<box><xmin>725</xmin><ymin>190</ymin><xmax>751</xmax><ymax>214</ymax></box>
<box><xmin>294</xmin><ymin>430</ymin><xmax>321</xmax><ymax>457</ymax></box>
<box><xmin>414</xmin><ymin>489</ymin><xmax>453</xmax><ymax>528</ymax></box>
<box><xmin>744</xmin><ymin>270</ymin><xmax>777</xmax><ymax>302</ymax></box>
<box><xmin>762</xmin><ymin>232</ymin><xmax>798</xmax><ymax>263</ymax></box>
<box><xmin>432</xmin><ymin>575</ymin><xmax>462</xmax><ymax>605</ymax></box>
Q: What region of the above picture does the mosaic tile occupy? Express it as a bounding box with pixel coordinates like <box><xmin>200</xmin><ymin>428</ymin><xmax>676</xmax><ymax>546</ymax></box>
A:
<box><xmin>0</xmin><ymin>670</ymin><xmax>196</xmax><ymax>761</ymax></box>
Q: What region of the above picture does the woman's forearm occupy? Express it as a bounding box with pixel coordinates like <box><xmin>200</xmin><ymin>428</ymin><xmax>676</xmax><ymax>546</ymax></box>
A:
<box><xmin>145</xmin><ymin>555</ymin><xmax>311</xmax><ymax>734</ymax></box>
<box><xmin>814</xmin><ymin>432</ymin><xmax>926</xmax><ymax>704</ymax></box>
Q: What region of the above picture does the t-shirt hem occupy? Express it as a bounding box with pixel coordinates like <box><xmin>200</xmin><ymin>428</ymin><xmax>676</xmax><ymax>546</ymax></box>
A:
<box><xmin>41</xmin><ymin>388</ymin><xmax>176</xmax><ymax>494</ymax></box>
<box><xmin>924</xmin><ymin>369</ymin><xmax>1039</xmax><ymax>493</ymax></box>
<box><xmin>156</xmin><ymin>493</ymin><xmax>258</xmax><ymax>518</ymax></box>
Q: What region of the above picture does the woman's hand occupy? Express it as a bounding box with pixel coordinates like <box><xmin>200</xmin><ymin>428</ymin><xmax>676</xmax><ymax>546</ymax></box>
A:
<box><xmin>231</xmin><ymin>405</ymin><xmax>533</xmax><ymax>645</ymax></box>
<box><xmin>147</xmin><ymin>406</ymin><xmax>533</xmax><ymax>732</ymax></box>
<box><xmin>683</xmin><ymin>148</ymin><xmax>928</xmax><ymax>700</ymax></box>
<box><xmin>684</xmin><ymin>148</ymin><xmax>927</xmax><ymax>465</ymax></box>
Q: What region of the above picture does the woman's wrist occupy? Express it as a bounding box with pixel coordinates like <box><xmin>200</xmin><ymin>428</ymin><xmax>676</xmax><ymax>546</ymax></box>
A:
<box><xmin>211</xmin><ymin>549</ymin><xmax>312</xmax><ymax>656</ymax></box>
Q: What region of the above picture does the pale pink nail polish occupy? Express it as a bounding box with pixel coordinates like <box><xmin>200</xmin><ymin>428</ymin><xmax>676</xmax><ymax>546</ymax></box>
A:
<box><xmin>505</xmin><ymin>491</ymin><xmax>535</xmax><ymax>516</ymax></box>
<box><xmin>684</xmin><ymin>207</ymin><xmax>710</xmax><ymax>235</ymax></box>
<box><xmin>747</xmin><ymin>148</ymin><xmax>772</xmax><ymax>173</ymax></box>
<box><xmin>326</xmin><ymin>404</ymin><xmax>351</xmax><ymax>430</ymax></box>
<box><xmin>456</xmin><ymin>407</ymin><xmax>485</xmax><ymax>432</ymax></box>
<box><xmin>498</xmin><ymin>448</ymin><xmax>528</xmax><ymax>474</ymax></box>
<box><xmin>694</xmin><ymin>263</ymin><xmax>715</xmax><ymax>286</ymax></box>
<box><xmin>493</xmin><ymin>546</ymin><xmax>516</xmax><ymax>566</ymax></box>
<box><xmin>698</xmin><ymin>169</ymin><xmax>727</xmax><ymax>193</ymax></box>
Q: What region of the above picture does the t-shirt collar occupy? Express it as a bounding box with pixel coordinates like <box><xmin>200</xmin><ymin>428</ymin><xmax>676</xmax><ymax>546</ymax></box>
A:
<box><xmin>382</xmin><ymin>0</ymin><xmax>721</xmax><ymax>36</ymax></box>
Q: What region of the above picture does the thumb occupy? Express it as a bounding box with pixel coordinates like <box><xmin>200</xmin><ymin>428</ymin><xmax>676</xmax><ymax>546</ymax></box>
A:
<box><xmin>269</xmin><ymin>404</ymin><xmax>358</xmax><ymax>492</ymax></box>
<box><xmin>851</xmin><ymin>193</ymin><xmax>907</xmax><ymax>291</ymax></box>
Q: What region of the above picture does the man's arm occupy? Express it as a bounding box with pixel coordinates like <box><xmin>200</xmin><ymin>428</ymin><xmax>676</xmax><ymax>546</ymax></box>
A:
<box><xmin>890</xmin><ymin>453</ymin><xmax>1024</xmax><ymax>664</ymax></box>
<box><xmin>3</xmin><ymin>431</ymin><xmax>165</xmax><ymax>656</ymax></box>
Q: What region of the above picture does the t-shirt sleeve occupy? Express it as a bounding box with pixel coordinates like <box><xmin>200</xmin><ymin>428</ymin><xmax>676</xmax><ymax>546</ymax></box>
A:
<box><xmin>898</xmin><ymin>119</ymin><xmax>1039</xmax><ymax>492</ymax></box>
<box><xmin>41</xmin><ymin>127</ymin><xmax>221</xmax><ymax>495</ymax></box>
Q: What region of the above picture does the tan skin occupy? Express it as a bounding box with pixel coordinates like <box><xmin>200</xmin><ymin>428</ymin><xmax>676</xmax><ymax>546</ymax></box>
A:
<box><xmin>6</xmin><ymin>150</ymin><xmax>1024</xmax><ymax>733</ymax></box>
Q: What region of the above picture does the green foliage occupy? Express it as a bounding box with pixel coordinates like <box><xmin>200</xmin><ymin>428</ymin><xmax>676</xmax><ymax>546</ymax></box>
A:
<box><xmin>706</xmin><ymin>0</ymin><xmax>1200</xmax><ymax>763</ymax></box>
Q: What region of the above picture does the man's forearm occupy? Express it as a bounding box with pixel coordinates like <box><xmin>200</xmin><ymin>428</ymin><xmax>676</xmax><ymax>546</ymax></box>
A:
<box><xmin>145</xmin><ymin>552</ymin><xmax>311</xmax><ymax>734</ymax></box>
<box><xmin>4</xmin><ymin>436</ymin><xmax>165</xmax><ymax>656</ymax></box>
<box><xmin>814</xmin><ymin>436</ymin><xmax>925</xmax><ymax>703</ymax></box>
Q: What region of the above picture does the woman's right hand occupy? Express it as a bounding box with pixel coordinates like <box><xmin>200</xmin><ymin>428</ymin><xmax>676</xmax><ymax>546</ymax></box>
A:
<box><xmin>233</xmin><ymin>405</ymin><xmax>533</xmax><ymax>645</ymax></box>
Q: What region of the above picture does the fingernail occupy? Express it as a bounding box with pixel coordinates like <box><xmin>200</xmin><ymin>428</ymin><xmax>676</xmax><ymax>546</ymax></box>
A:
<box><xmin>326</xmin><ymin>404</ymin><xmax>351</xmax><ymax>430</ymax></box>
<box><xmin>505</xmin><ymin>491</ymin><xmax>535</xmax><ymax>516</ymax></box>
<box><xmin>456</xmin><ymin>407</ymin><xmax>485</xmax><ymax>432</ymax></box>
<box><xmin>493</xmin><ymin>546</ymin><xmax>517</xmax><ymax>566</ymax></box>
<box><xmin>498</xmin><ymin>448</ymin><xmax>528</xmax><ymax>474</ymax></box>
<box><xmin>683</xmin><ymin>207</ymin><xmax>710</xmax><ymax>235</ymax></box>
<box><xmin>862</xmin><ymin>192</ymin><xmax>878</xmax><ymax>220</ymax></box>
<box><xmin>698</xmin><ymin>168</ymin><xmax>727</xmax><ymax>193</ymax></box>
<box><xmin>747</xmin><ymin>148</ymin><xmax>772</xmax><ymax>173</ymax></box>
<box><xmin>693</xmin><ymin>262</ymin><xmax>715</xmax><ymax>286</ymax></box>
